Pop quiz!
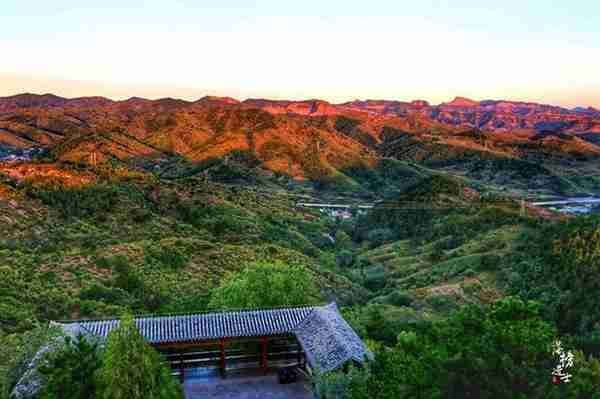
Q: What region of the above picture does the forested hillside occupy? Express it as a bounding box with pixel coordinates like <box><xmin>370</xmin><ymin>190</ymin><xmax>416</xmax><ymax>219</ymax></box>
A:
<box><xmin>1</xmin><ymin>94</ymin><xmax>600</xmax><ymax>397</ymax></box>
<box><xmin>1</xmin><ymin>155</ymin><xmax>599</xmax><ymax>397</ymax></box>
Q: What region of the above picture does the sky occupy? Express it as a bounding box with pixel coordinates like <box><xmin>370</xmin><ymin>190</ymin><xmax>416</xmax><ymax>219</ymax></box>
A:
<box><xmin>1</xmin><ymin>1</ymin><xmax>600</xmax><ymax>107</ymax></box>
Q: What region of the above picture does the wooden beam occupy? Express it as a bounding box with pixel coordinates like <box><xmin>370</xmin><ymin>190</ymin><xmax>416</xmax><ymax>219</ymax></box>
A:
<box><xmin>153</xmin><ymin>334</ymin><xmax>294</xmax><ymax>351</ymax></box>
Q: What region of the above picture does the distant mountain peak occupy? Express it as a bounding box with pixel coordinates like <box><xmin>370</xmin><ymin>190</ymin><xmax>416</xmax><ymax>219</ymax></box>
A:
<box><xmin>196</xmin><ymin>96</ymin><xmax>240</xmax><ymax>105</ymax></box>
<box><xmin>411</xmin><ymin>100</ymin><xmax>430</xmax><ymax>108</ymax></box>
<box><xmin>444</xmin><ymin>96</ymin><xmax>480</xmax><ymax>107</ymax></box>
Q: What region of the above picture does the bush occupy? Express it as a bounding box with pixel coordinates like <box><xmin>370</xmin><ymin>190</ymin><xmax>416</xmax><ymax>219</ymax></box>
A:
<box><xmin>110</xmin><ymin>257</ymin><xmax>143</xmax><ymax>294</ymax></box>
<box><xmin>365</xmin><ymin>228</ymin><xmax>395</xmax><ymax>248</ymax></box>
<box><xmin>145</xmin><ymin>245</ymin><xmax>188</xmax><ymax>270</ymax></box>
<box><xmin>38</xmin><ymin>335</ymin><xmax>102</xmax><ymax>399</ymax></box>
<box><xmin>177</xmin><ymin>203</ymin><xmax>253</xmax><ymax>237</ymax></box>
<box><xmin>479</xmin><ymin>253</ymin><xmax>502</xmax><ymax>271</ymax></box>
<box><xmin>79</xmin><ymin>284</ymin><xmax>132</xmax><ymax>306</ymax></box>
<box><xmin>426</xmin><ymin>295</ymin><xmax>457</xmax><ymax>313</ymax></box>
<box><xmin>130</xmin><ymin>208</ymin><xmax>152</xmax><ymax>224</ymax></box>
<box><xmin>313</xmin><ymin>365</ymin><xmax>369</xmax><ymax>399</ymax></box>
<box><xmin>32</xmin><ymin>185</ymin><xmax>119</xmax><ymax>219</ymax></box>
<box><xmin>462</xmin><ymin>268</ymin><xmax>476</xmax><ymax>277</ymax></box>
<box><xmin>386</xmin><ymin>291</ymin><xmax>413</xmax><ymax>307</ymax></box>
<box><xmin>428</xmin><ymin>246</ymin><xmax>446</xmax><ymax>263</ymax></box>
<box><xmin>364</xmin><ymin>266</ymin><xmax>386</xmax><ymax>291</ymax></box>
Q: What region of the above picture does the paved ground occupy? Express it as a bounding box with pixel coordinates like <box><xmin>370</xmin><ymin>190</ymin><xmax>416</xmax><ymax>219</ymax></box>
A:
<box><xmin>183</xmin><ymin>368</ymin><xmax>314</xmax><ymax>399</ymax></box>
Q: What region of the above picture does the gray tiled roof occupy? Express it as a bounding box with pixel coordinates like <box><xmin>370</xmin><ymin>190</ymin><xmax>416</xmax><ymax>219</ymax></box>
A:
<box><xmin>59</xmin><ymin>305</ymin><xmax>316</xmax><ymax>344</ymax></box>
<box><xmin>57</xmin><ymin>303</ymin><xmax>372</xmax><ymax>374</ymax></box>
<box><xmin>294</xmin><ymin>303</ymin><xmax>373</xmax><ymax>373</ymax></box>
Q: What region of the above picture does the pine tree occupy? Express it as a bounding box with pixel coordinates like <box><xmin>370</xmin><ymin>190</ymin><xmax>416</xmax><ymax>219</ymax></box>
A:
<box><xmin>38</xmin><ymin>335</ymin><xmax>101</xmax><ymax>399</ymax></box>
<box><xmin>95</xmin><ymin>315</ymin><xmax>183</xmax><ymax>399</ymax></box>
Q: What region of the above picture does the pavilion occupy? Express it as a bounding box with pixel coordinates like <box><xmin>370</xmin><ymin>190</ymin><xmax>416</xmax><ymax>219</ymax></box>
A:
<box><xmin>56</xmin><ymin>302</ymin><xmax>372</xmax><ymax>379</ymax></box>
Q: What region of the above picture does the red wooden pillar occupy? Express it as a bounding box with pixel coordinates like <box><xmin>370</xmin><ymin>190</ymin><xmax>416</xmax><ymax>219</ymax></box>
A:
<box><xmin>219</xmin><ymin>338</ymin><xmax>226</xmax><ymax>378</ymax></box>
<box><xmin>261</xmin><ymin>337</ymin><xmax>268</xmax><ymax>374</ymax></box>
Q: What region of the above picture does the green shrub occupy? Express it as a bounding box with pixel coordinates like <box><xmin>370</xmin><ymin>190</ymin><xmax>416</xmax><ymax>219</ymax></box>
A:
<box><xmin>428</xmin><ymin>246</ymin><xmax>446</xmax><ymax>263</ymax></box>
<box><xmin>38</xmin><ymin>335</ymin><xmax>102</xmax><ymax>399</ymax></box>
<box><xmin>386</xmin><ymin>291</ymin><xmax>413</xmax><ymax>307</ymax></box>
<box><xmin>478</xmin><ymin>253</ymin><xmax>502</xmax><ymax>271</ymax></box>
<box><xmin>365</xmin><ymin>228</ymin><xmax>395</xmax><ymax>248</ymax></box>
<box><xmin>426</xmin><ymin>295</ymin><xmax>457</xmax><ymax>313</ymax></box>
<box><xmin>364</xmin><ymin>266</ymin><xmax>386</xmax><ymax>291</ymax></box>
<box><xmin>79</xmin><ymin>284</ymin><xmax>132</xmax><ymax>306</ymax></box>
<box><xmin>32</xmin><ymin>185</ymin><xmax>119</xmax><ymax>219</ymax></box>
<box><xmin>145</xmin><ymin>245</ymin><xmax>188</xmax><ymax>270</ymax></box>
<box><xmin>110</xmin><ymin>257</ymin><xmax>143</xmax><ymax>294</ymax></box>
<box><xmin>313</xmin><ymin>365</ymin><xmax>369</xmax><ymax>399</ymax></box>
<box><xmin>462</xmin><ymin>268</ymin><xmax>476</xmax><ymax>277</ymax></box>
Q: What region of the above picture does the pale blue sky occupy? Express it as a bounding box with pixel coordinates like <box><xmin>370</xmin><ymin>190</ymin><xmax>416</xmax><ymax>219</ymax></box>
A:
<box><xmin>2</xmin><ymin>1</ymin><xmax>600</xmax><ymax>107</ymax></box>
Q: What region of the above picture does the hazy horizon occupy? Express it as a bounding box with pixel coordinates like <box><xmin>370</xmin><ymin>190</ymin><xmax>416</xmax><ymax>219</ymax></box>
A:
<box><xmin>2</xmin><ymin>1</ymin><xmax>600</xmax><ymax>108</ymax></box>
<box><xmin>2</xmin><ymin>75</ymin><xmax>599</xmax><ymax>110</ymax></box>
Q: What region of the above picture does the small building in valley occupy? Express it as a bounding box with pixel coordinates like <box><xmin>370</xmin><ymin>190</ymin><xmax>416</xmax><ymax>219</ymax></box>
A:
<box><xmin>58</xmin><ymin>302</ymin><xmax>371</xmax><ymax>377</ymax></box>
<box><xmin>13</xmin><ymin>303</ymin><xmax>372</xmax><ymax>398</ymax></box>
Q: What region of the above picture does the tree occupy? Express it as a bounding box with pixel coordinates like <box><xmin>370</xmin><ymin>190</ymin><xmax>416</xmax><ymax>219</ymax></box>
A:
<box><xmin>95</xmin><ymin>315</ymin><xmax>183</xmax><ymax>399</ymax></box>
<box><xmin>438</xmin><ymin>298</ymin><xmax>557</xmax><ymax>398</ymax></box>
<box><xmin>353</xmin><ymin>299</ymin><xmax>563</xmax><ymax>399</ymax></box>
<box><xmin>313</xmin><ymin>364</ymin><xmax>369</xmax><ymax>399</ymax></box>
<box><xmin>37</xmin><ymin>335</ymin><xmax>101</xmax><ymax>399</ymax></box>
<box><xmin>508</xmin><ymin>216</ymin><xmax>600</xmax><ymax>335</ymax></box>
<box><xmin>208</xmin><ymin>262</ymin><xmax>322</xmax><ymax>310</ymax></box>
<box><xmin>351</xmin><ymin>338</ymin><xmax>443</xmax><ymax>399</ymax></box>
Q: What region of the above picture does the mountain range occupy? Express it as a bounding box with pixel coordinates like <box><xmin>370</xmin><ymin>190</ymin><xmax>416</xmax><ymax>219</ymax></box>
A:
<box><xmin>2</xmin><ymin>92</ymin><xmax>599</xmax><ymax>127</ymax></box>
<box><xmin>1</xmin><ymin>92</ymin><xmax>599</xmax><ymax>195</ymax></box>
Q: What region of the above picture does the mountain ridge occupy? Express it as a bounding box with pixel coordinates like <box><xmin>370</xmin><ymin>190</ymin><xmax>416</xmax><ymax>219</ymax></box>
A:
<box><xmin>2</xmin><ymin>92</ymin><xmax>598</xmax><ymax>115</ymax></box>
<box><xmin>1</xmin><ymin>91</ymin><xmax>599</xmax><ymax>196</ymax></box>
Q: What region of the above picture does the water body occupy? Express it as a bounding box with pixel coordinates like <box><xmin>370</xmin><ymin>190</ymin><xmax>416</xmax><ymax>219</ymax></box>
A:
<box><xmin>534</xmin><ymin>197</ymin><xmax>600</xmax><ymax>215</ymax></box>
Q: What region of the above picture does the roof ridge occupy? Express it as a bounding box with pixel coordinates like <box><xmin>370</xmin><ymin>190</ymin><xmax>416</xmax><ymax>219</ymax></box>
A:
<box><xmin>55</xmin><ymin>302</ymin><xmax>329</xmax><ymax>324</ymax></box>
